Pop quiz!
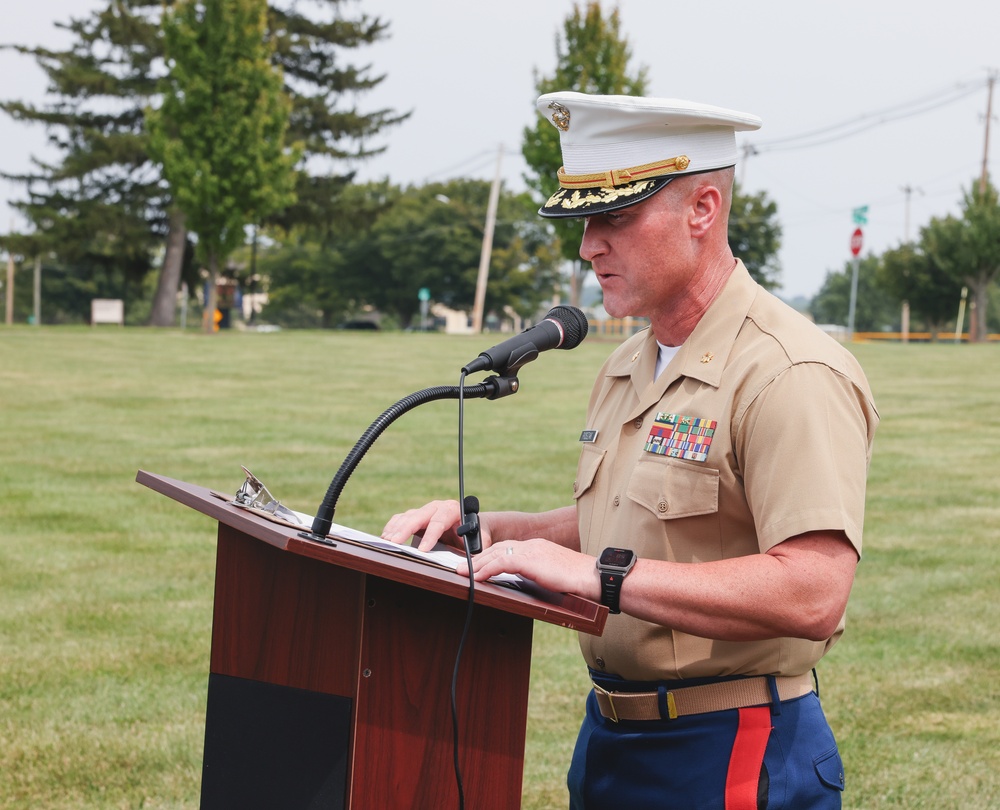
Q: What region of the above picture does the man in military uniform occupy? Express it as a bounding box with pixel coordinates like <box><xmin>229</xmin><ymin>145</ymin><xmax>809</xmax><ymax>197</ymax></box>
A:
<box><xmin>382</xmin><ymin>91</ymin><xmax>878</xmax><ymax>809</ymax></box>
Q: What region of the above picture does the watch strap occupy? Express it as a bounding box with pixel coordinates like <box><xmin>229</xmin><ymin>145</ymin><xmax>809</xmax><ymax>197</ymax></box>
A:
<box><xmin>600</xmin><ymin>570</ymin><xmax>624</xmax><ymax>614</ymax></box>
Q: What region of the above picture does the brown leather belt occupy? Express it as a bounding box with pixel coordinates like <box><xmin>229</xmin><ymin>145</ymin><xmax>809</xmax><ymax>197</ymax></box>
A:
<box><xmin>593</xmin><ymin>673</ymin><xmax>815</xmax><ymax>722</ymax></box>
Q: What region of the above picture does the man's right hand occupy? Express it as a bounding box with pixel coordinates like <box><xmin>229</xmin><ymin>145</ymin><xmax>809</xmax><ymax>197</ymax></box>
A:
<box><xmin>381</xmin><ymin>499</ymin><xmax>495</xmax><ymax>553</ymax></box>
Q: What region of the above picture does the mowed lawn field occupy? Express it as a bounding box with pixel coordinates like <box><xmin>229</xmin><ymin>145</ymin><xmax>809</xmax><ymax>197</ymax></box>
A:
<box><xmin>1</xmin><ymin>325</ymin><xmax>997</xmax><ymax>809</ymax></box>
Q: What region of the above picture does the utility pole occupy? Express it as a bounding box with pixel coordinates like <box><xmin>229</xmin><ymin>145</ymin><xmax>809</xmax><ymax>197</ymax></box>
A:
<box><xmin>901</xmin><ymin>184</ymin><xmax>923</xmax><ymax>243</ymax></box>
<box><xmin>4</xmin><ymin>218</ymin><xmax>13</xmax><ymax>325</ymax></box>
<box><xmin>980</xmin><ymin>70</ymin><xmax>996</xmax><ymax>196</ymax></box>
<box><xmin>4</xmin><ymin>252</ymin><xmax>13</xmax><ymax>327</ymax></box>
<box><xmin>900</xmin><ymin>184</ymin><xmax>923</xmax><ymax>344</ymax></box>
<box><xmin>471</xmin><ymin>143</ymin><xmax>503</xmax><ymax>334</ymax></box>
<box><xmin>968</xmin><ymin>70</ymin><xmax>997</xmax><ymax>341</ymax></box>
<box><xmin>33</xmin><ymin>256</ymin><xmax>41</xmax><ymax>326</ymax></box>
<box><xmin>739</xmin><ymin>143</ymin><xmax>758</xmax><ymax>187</ymax></box>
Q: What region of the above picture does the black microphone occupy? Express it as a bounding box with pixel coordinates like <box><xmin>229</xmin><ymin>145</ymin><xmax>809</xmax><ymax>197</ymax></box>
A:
<box><xmin>461</xmin><ymin>305</ymin><xmax>589</xmax><ymax>375</ymax></box>
<box><xmin>456</xmin><ymin>495</ymin><xmax>482</xmax><ymax>555</ymax></box>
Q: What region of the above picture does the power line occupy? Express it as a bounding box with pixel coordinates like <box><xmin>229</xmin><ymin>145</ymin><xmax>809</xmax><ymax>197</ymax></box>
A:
<box><xmin>752</xmin><ymin>77</ymin><xmax>987</xmax><ymax>153</ymax></box>
<box><xmin>421</xmin><ymin>145</ymin><xmax>524</xmax><ymax>184</ymax></box>
<box><xmin>420</xmin><ymin>150</ymin><xmax>496</xmax><ymax>182</ymax></box>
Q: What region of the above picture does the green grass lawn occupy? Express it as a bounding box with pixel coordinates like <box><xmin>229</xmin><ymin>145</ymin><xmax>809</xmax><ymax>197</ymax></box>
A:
<box><xmin>1</xmin><ymin>326</ymin><xmax>997</xmax><ymax>809</ymax></box>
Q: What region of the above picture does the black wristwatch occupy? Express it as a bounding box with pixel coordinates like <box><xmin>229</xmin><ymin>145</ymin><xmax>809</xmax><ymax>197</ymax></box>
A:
<box><xmin>596</xmin><ymin>547</ymin><xmax>637</xmax><ymax>614</ymax></box>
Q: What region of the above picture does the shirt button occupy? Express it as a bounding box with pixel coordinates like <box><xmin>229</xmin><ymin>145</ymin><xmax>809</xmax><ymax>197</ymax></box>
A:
<box><xmin>633</xmin><ymin>418</ymin><xmax>643</xmax><ymax>430</ymax></box>
<box><xmin>573</xmin><ymin>481</ymin><xmax>579</xmax><ymax>493</ymax></box>
<box><xmin>657</xmin><ymin>500</ymin><xmax>668</xmax><ymax>513</ymax></box>
<box><xmin>612</xmin><ymin>495</ymin><xmax>620</xmax><ymax>506</ymax></box>
<box><xmin>595</xmin><ymin>657</ymin><xmax>606</xmax><ymax>670</ymax></box>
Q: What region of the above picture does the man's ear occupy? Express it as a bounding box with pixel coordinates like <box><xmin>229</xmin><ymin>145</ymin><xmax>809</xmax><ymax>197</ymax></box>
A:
<box><xmin>688</xmin><ymin>184</ymin><xmax>723</xmax><ymax>239</ymax></box>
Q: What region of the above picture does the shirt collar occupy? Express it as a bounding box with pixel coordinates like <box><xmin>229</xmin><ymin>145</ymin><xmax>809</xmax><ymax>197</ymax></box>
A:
<box><xmin>603</xmin><ymin>260</ymin><xmax>758</xmax><ymax>393</ymax></box>
<box><xmin>666</xmin><ymin>260</ymin><xmax>757</xmax><ymax>388</ymax></box>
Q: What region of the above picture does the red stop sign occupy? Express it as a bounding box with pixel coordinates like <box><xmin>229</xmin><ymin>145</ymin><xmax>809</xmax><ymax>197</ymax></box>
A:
<box><xmin>850</xmin><ymin>227</ymin><xmax>863</xmax><ymax>256</ymax></box>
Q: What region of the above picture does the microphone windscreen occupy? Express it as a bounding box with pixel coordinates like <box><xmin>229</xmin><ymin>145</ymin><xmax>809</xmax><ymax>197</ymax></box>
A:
<box><xmin>463</xmin><ymin>495</ymin><xmax>480</xmax><ymax>514</ymax></box>
<box><xmin>547</xmin><ymin>305</ymin><xmax>589</xmax><ymax>350</ymax></box>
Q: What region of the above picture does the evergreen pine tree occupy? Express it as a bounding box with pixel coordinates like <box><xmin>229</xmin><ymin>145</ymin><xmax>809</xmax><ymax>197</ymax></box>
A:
<box><xmin>1</xmin><ymin>0</ymin><xmax>406</xmax><ymax>325</ymax></box>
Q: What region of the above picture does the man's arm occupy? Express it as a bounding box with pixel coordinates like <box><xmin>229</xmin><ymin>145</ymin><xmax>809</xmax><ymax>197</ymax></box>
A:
<box><xmin>617</xmin><ymin>530</ymin><xmax>858</xmax><ymax>641</ymax></box>
<box><xmin>465</xmin><ymin>529</ymin><xmax>857</xmax><ymax>643</ymax></box>
<box><xmin>385</xmin><ymin>504</ymin><xmax>857</xmax><ymax>643</ymax></box>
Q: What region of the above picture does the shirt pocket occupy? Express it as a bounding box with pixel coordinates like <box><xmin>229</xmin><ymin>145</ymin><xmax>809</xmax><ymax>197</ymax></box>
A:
<box><xmin>573</xmin><ymin>442</ymin><xmax>605</xmax><ymax>501</ymax></box>
<box><xmin>626</xmin><ymin>456</ymin><xmax>719</xmax><ymax>520</ymax></box>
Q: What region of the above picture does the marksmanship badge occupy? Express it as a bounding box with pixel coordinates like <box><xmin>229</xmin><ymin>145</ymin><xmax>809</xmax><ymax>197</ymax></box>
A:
<box><xmin>644</xmin><ymin>413</ymin><xmax>717</xmax><ymax>463</ymax></box>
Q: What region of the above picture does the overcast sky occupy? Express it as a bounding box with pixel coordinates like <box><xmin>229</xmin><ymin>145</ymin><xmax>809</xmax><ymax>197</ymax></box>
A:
<box><xmin>2</xmin><ymin>0</ymin><xmax>998</xmax><ymax>300</ymax></box>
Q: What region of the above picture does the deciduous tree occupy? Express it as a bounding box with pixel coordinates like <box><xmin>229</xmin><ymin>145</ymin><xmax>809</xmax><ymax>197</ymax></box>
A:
<box><xmin>0</xmin><ymin>3</ymin><xmax>173</xmax><ymax>322</ymax></box>
<box><xmin>729</xmin><ymin>183</ymin><xmax>782</xmax><ymax>290</ymax></box>
<box><xmin>878</xmin><ymin>241</ymin><xmax>963</xmax><ymax>336</ymax></box>
<box><xmin>148</xmin><ymin>0</ymin><xmax>298</xmax><ymax>332</ymax></box>
<box><xmin>521</xmin><ymin>2</ymin><xmax>648</xmax><ymax>306</ymax></box>
<box><xmin>269</xmin><ymin>179</ymin><xmax>563</xmax><ymax>329</ymax></box>
<box><xmin>920</xmin><ymin>179</ymin><xmax>1000</xmax><ymax>341</ymax></box>
<box><xmin>810</xmin><ymin>255</ymin><xmax>897</xmax><ymax>332</ymax></box>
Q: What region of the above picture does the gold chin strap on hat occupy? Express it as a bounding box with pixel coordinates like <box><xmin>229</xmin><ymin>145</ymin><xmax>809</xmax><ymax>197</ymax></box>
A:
<box><xmin>557</xmin><ymin>155</ymin><xmax>691</xmax><ymax>190</ymax></box>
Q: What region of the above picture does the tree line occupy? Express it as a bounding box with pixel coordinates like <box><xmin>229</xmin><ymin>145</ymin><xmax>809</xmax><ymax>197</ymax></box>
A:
<box><xmin>811</xmin><ymin>180</ymin><xmax>1000</xmax><ymax>341</ymax></box>
<box><xmin>2</xmin><ymin>1</ymin><xmax>995</xmax><ymax>338</ymax></box>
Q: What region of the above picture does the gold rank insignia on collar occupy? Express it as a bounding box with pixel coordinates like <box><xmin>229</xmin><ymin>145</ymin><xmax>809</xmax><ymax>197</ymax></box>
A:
<box><xmin>701</xmin><ymin>351</ymin><xmax>714</xmax><ymax>364</ymax></box>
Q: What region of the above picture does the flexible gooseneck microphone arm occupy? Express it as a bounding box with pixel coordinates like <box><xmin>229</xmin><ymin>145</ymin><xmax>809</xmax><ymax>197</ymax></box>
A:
<box><xmin>302</xmin><ymin>306</ymin><xmax>589</xmax><ymax>544</ymax></box>
<box><xmin>300</xmin><ymin>376</ymin><xmax>519</xmax><ymax>543</ymax></box>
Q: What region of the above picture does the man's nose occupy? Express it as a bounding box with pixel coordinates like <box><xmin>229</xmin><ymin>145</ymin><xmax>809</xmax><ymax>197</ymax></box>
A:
<box><xmin>579</xmin><ymin>219</ymin><xmax>606</xmax><ymax>263</ymax></box>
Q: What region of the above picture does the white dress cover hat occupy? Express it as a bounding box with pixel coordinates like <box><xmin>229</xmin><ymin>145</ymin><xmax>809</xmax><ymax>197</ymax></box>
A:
<box><xmin>536</xmin><ymin>91</ymin><xmax>761</xmax><ymax>218</ymax></box>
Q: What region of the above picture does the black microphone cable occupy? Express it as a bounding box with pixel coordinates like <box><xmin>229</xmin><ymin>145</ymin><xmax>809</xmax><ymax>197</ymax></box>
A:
<box><xmin>450</xmin><ymin>369</ymin><xmax>477</xmax><ymax>810</ymax></box>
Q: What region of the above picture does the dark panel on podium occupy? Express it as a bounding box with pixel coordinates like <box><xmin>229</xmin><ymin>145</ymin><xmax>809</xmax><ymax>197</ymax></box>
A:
<box><xmin>201</xmin><ymin>674</ymin><xmax>351</xmax><ymax>810</ymax></box>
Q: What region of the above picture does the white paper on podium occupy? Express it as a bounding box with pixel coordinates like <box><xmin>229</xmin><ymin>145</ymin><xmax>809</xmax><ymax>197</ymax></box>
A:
<box><xmin>228</xmin><ymin>469</ymin><xmax>521</xmax><ymax>586</ymax></box>
<box><xmin>289</xmin><ymin>507</ymin><xmax>451</xmax><ymax>566</ymax></box>
<box><xmin>291</xmin><ymin>507</ymin><xmax>522</xmax><ymax>587</ymax></box>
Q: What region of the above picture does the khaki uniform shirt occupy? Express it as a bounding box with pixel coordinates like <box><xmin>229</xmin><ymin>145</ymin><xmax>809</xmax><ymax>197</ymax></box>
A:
<box><xmin>574</xmin><ymin>261</ymin><xmax>878</xmax><ymax>681</ymax></box>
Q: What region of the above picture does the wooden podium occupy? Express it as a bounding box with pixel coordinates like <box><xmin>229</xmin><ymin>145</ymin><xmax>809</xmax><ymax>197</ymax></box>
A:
<box><xmin>137</xmin><ymin>471</ymin><xmax>606</xmax><ymax>810</ymax></box>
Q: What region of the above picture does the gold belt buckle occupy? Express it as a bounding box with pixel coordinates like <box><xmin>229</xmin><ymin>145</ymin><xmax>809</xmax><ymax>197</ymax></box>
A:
<box><xmin>592</xmin><ymin>682</ymin><xmax>620</xmax><ymax>723</ymax></box>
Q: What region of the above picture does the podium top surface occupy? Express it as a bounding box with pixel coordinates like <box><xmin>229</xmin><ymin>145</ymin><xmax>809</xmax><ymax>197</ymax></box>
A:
<box><xmin>137</xmin><ymin>470</ymin><xmax>607</xmax><ymax>635</ymax></box>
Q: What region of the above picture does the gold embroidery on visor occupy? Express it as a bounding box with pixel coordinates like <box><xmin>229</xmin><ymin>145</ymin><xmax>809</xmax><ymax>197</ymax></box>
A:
<box><xmin>545</xmin><ymin>180</ymin><xmax>658</xmax><ymax>211</ymax></box>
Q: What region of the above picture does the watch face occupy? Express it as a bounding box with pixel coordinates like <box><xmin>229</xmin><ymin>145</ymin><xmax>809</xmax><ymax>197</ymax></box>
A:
<box><xmin>600</xmin><ymin>547</ymin><xmax>635</xmax><ymax>567</ymax></box>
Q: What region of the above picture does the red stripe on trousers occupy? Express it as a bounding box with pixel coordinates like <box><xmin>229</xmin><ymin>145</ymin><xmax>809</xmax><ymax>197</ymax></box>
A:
<box><xmin>724</xmin><ymin>706</ymin><xmax>773</xmax><ymax>810</ymax></box>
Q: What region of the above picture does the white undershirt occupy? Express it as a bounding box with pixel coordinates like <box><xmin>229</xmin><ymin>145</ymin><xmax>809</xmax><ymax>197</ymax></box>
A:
<box><xmin>655</xmin><ymin>342</ymin><xmax>681</xmax><ymax>380</ymax></box>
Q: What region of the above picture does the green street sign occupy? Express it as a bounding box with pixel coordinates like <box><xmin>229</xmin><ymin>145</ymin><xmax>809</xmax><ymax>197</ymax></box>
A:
<box><xmin>852</xmin><ymin>205</ymin><xmax>869</xmax><ymax>225</ymax></box>
<box><xmin>418</xmin><ymin>287</ymin><xmax>431</xmax><ymax>302</ymax></box>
